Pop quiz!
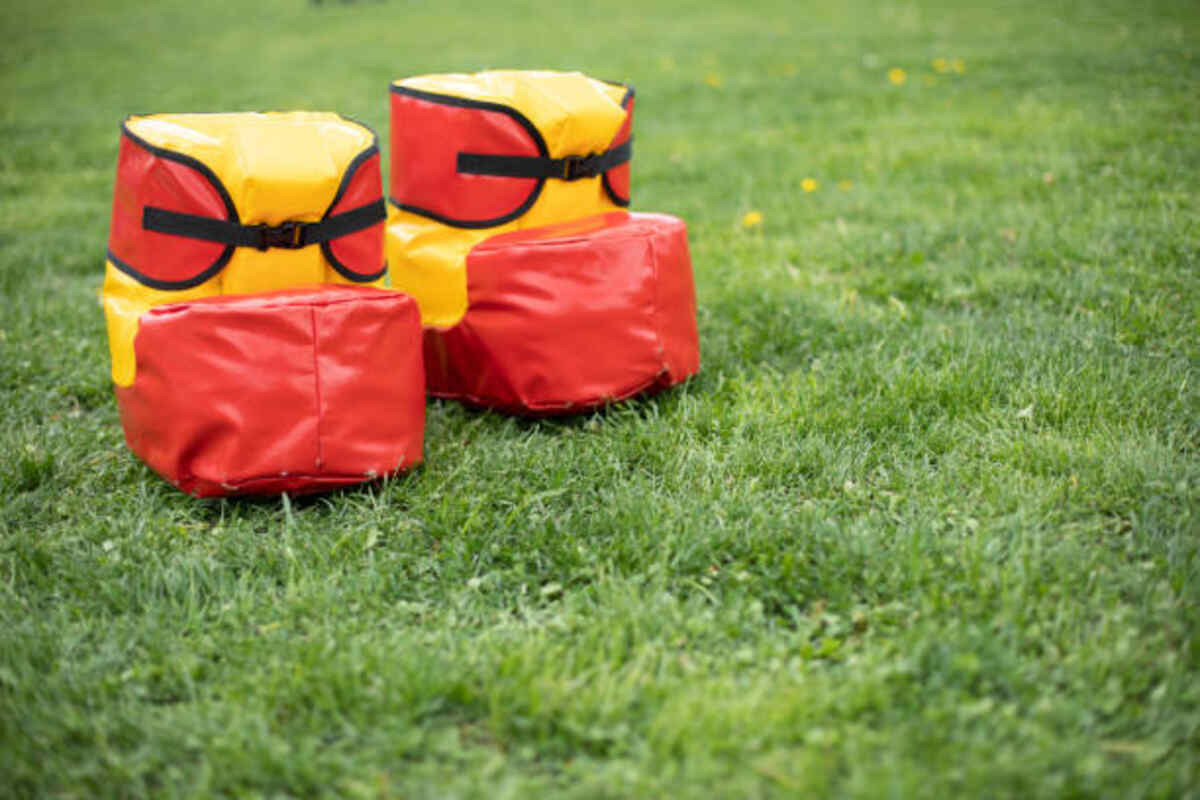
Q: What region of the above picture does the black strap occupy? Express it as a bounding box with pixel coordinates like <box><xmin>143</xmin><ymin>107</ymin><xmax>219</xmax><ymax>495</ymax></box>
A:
<box><xmin>142</xmin><ymin>199</ymin><xmax>385</xmax><ymax>251</ymax></box>
<box><xmin>457</xmin><ymin>139</ymin><xmax>632</xmax><ymax>181</ymax></box>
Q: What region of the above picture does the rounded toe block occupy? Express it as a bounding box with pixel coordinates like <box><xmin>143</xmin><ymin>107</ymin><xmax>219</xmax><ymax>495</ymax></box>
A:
<box><xmin>116</xmin><ymin>286</ymin><xmax>425</xmax><ymax>497</ymax></box>
<box><xmin>423</xmin><ymin>211</ymin><xmax>700</xmax><ymax>415</ymax></box>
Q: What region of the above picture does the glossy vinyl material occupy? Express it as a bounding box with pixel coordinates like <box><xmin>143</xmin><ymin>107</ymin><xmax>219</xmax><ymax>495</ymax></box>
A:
<box><xmin>424</xmin><ymin>212</ymin><xmax>700</xmax><ymax>415</ymax></box>
<box><xmin>387</xmin><ymin>71</ymin><xmax>633</xmax><ymax>327</ymax></box>
<box><xmin>104</xmin><ymin>112</ymin><xmax>387</xmax><ymax>387</ymax></box>
<box><xmin>389</xmin><ymin>90</ymin><xmax>544</xmax><ymax>225</ymax></box>
<box><xmin>324</xmin><ymin>151</ymin><xmax>387</xmax><ymax>280</ymax></box>
<box><xmin>108</xmin><ymin>130</ymin><xmax>231</xmax><ymax>288</ymax></box>
<box><xmin>116</xmin><ymin>287</ymin><xmax>425</xmax><ymax>497</ymax></box>
<box><xmin>601</xmin><ymin>92</ymin><xmax>634</xmax><ymax>206</ymax></box>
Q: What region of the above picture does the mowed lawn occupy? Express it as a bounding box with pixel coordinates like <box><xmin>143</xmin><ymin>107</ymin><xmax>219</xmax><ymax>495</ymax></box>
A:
<box><xmin>1</xmin><ymin>0</ymin><xmax>1197</xmax><ymax>796</ymax></box>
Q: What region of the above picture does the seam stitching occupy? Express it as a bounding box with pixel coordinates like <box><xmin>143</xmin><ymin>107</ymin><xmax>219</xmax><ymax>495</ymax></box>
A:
<box><xmin>310</xmin><ymin>306</ymin><xmax>324</xmax><ymax>471</ymax></box>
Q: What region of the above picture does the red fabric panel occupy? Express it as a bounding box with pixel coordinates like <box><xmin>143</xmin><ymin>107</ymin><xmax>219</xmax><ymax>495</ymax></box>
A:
<box><xmin>649</xmin><ymin>212</ymin><xmax>700</xmax><ymax>382</ymax></box>
<box><xmin>424</xmin><ymin>212</ymin><xmax>700</xmax><ymax>415</ymax></box>
<box><xmin>389</xmin><ymin>90</ymin><xmax>542</xmax><ymax>223</ymax></box>
<box><xmin>117</xmin><ymin>286</ymin><xmax>424</xmax><ymax>497</ymax></box>
<box><xmin>313</xmin><ymin>291</ymin><xmax>425</xmax><ymax>474</ymax></box>
<box><xmin>108</xmin><ymin>133</ymin><xmax>231</xmax><ymax>285</ymax></box>
<box><xmin>603</xmin><ymin>95</ymin><xmax>634</xmax><ymax>204</ymax></box>
<box><xmin>326</xmin><ymin>151</ymin><xmax>385</xmax><ymax>277</ymax></box>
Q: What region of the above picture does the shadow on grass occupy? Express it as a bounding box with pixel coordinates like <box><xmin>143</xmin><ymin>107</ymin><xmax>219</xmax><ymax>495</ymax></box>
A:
<box><xmin>186</xmin><ymin>468</ymin><xmax>429</xmax><ymax>516</ymax></box>
<box><xmin>427</xmin><ymin>379</ymin><xmax>698</xmax><ymax>434</ymax></box>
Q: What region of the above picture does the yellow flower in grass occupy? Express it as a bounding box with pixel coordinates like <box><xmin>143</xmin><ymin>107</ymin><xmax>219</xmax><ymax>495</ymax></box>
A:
<box><xmin>704</xmin><ymin>73</ymin><xmax>724</xmax><ymax>89</ymax></box>
<box><xmin>741</xmin><ymin>210</ymin><xmax>764</xmax><ymax>228</ymax></box>
<box><xmin>932</xmin><ymin>57</ymin><xmax>950</xmax><ymax>73</ymax></box>
<box><xmin>801</xmin><ymin>178</ymin><xmax>819</xmax><ymax>193</ymax></box>
<box><xmin>888</xmin><ymin>67</ymin><xmax>907</xmax><ymax>85</ymax></box>
<box><xmin>951</xmin><ymin>58</ymin><xmax>966</xmax><ymax>74</ymax></box>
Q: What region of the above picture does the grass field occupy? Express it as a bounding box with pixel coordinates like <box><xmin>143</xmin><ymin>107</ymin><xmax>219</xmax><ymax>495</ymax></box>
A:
<box><xmin>1</xmin><ymin>0</ymin><xmax>1198</xmax><ymax>796</ymax></box>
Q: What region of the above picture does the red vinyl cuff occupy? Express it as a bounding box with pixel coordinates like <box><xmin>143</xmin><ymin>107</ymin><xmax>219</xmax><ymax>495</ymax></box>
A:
<box><xmin>108</xmin><ymin>126</ymin><xmax>385</xmax><ymax>289</ymax></box>
<box><xmin>389</xmin><ymin>85</ymin><xmax>634</xmax><ymax>228</ymax></box>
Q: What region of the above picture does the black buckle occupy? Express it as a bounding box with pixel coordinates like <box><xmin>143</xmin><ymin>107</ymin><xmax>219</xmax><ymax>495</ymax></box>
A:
<box><xmin>254</xmin><ymin>221</ymin><xmax>307</xmax><ymax>251</ymax></box>
<box><xmin>562</xmin><ymin>154</ymin><xmax>601</xmax><ymax>181</ymax></box>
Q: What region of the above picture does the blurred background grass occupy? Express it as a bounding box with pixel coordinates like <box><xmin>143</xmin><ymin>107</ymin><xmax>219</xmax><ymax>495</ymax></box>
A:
<box><xmin>1</xmin><ymin>0</ymin><xmax>1197</xmax><ymax>797</ymax></box>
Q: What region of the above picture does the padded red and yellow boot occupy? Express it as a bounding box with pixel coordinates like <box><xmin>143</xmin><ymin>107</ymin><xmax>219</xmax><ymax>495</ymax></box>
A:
<box><xmin>386</xmin><ymin>70</ymin><xmax>699</xmax><ymax>415</ymax></box>
<box><xmin>104</xmin><ymin>112</ymin><xmax>425</xmax><ymax>496</ymax></box>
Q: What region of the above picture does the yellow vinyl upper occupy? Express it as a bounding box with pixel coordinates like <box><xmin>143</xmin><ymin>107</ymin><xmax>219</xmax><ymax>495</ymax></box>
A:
<box><xmin>387</xmin><ymin>71</ymin><xmax>630</xmax><ymax>328</ymax></box>
<box><xmin>104</xmin><ymin>112</ymin><xmax>385</xmax><ymax>386</ymax></box>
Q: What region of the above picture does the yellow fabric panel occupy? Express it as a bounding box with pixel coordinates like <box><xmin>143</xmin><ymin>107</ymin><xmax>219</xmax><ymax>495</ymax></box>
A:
<box><xmin>387</xmin><ymin>71</ymin><xmax>631</xmax><ymax>327</ymax></box>
<box><xmin>219</xmin><ymin>248</ymin><xmax>329</xmax><ymax>297</ymax></box>
<box><xmin>394</xmin><ymin>71</ymin><xmax>628</xmax><ymax>159</ymax></box>
<box><xmin>385</xmin><ymin>215</ymin><xmax>494</xmax><ymax>329</ymax></box>
<box><xmin>104</xmin><ymin>262</ymin><xmax>217</xmax><ymax>387</ymax></box>
<box><xmin>106</xmin><ymin>113</ymin><xmax>385</xmax><ymax>386</ymax></box>
<box><xmin>599</xmin><ymin>81</ymin><xmax>629</xmax><ymax>107</ymax></box>
<box><xmin>125</xmin><ymin>113</ymin><xmax>374</xmax><ymax>225</ymax></box>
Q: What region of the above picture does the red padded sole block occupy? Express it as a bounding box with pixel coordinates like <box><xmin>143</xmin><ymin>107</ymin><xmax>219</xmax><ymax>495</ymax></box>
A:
<box><xmin>116</xmin><ymin>286</ymin><xmax>425</xmax><ymax>497</ymax></box>
<box><xmin>424</xmin><ymin>212</ymin><xmax>700</xmax><ymax>415</ymax></box>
